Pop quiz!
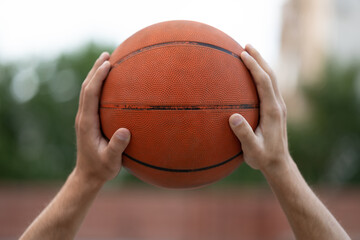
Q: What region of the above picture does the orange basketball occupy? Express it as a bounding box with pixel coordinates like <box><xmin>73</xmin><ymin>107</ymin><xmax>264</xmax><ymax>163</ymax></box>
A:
<box><xmin>100</xmin><ymin>20</ymin><xmax>259</xmax><ymax>188</ymax></box>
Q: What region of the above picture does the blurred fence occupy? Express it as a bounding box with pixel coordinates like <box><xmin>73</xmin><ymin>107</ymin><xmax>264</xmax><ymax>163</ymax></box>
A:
<box><xmin>1</xmin><ymin>184</ymin><xmax>359</xmax><ymax>240</ymax></box>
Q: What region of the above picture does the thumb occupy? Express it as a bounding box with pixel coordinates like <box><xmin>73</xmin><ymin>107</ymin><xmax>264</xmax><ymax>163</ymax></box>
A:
<box><xmin>106</xmin><ymin>128</ymin><xmax>131</xmax><ymax>159</ymax></box>
<box><xmin>229</xmin><ymin>114</ymin><xmax>257</xmax><ymax>150</ymax></box>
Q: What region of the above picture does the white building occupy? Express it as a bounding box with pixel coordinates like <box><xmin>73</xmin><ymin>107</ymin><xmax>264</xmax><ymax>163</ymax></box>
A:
<box><xmin>277</xmin><ymin>0</ymin><xmax>360</xmax><ymax>119</ymax></box>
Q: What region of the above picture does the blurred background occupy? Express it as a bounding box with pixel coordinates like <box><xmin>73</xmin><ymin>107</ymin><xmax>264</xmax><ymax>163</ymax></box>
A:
<box><xmin>0</xmin><ymin>0</ymin><xmax>359</xmax><ymax>239</ymax></box>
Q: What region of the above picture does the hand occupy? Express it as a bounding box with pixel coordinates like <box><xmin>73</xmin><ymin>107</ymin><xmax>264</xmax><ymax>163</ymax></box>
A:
<box><xmin>228</xmin><ymin>45</ymin><xmax>351</xmax><ymax>240</ymax></box>
<box><xmin>20</xmin><ymin>52</ymin><xmax>132</xmax><ymax>240</ymax></box>
<box><xmin>229</xmin><ymin>44</ymin><xmax>290</xmax><ymax>174</ymax></box>
<box><xmin>74</xmin><ymin>52</ymin><xmax>131</xmax><ymax>184</ymax></box>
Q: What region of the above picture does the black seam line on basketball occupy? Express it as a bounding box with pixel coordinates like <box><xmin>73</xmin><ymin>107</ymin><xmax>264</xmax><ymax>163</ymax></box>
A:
<box><xmin>123</xmin><ymin>151</ymin><xmax>243</xmax><ymax>173</ymax></box>
<box><xmin>112</xmin><ymin>41</ymin><xmax>241</xmax><ymax>69</ymax></box>
<box><xmin>100</xmin><ymin>104</ymin><xmax>259</xmax><ymax>111</ymax></box>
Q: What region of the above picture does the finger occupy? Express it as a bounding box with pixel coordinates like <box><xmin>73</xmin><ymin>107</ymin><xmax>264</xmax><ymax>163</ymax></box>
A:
<box><xmin>245</xmin><ymin>45</ymin><xmax>275</xmax><ymax>81</ymax></box>
<box><xmin>105</xmin><ymin>128</ymin><xmax>131</xmax><ymax>161</ymax></box>
<box><xmin>240</xmin><ymin>51</ymin><xmax>277</xmax><ymax>109</ymax></box>
<box><xmin>85</xmin><ymin>52</ymin><xmax>110</xmax><ymax>86</ymax></box>
<box><xmin>78</xmin><ymin>52</ymin><xmax>110</xmax><ymax>117</ymax></box>
<box><xmin>82</xmin><ymin>61</ymin><xmax>111</xmax><ymax>123</ymax></box>
<box><xmin>229</xmin><ymin>113</ymin><xmax>258</xmax><ymax>152</ymax></box>
<box><xmin>245</xmin><ymin>44</ymin><xmax>285</xmax><ymax>105</ymax></box>
<box><xmin>245</xmin><ymin>44</ymin><xmax>288</xmax><ymax>129</ymax></box>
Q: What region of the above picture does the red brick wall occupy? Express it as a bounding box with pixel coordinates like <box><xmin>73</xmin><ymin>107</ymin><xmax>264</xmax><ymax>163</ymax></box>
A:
<box><xmin>0</xmin><ymin>184</ymin><xmax>359</xmax><ymax>240</ymax></box>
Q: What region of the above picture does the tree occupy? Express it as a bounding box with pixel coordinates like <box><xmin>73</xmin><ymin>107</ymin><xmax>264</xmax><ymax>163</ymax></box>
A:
<box><xmin>288</xmin><ymin>61</ymin><xmax>360</xmax><ymax>185</ymax></box>
<box><xmin>0</xmin><ymin>43</ymin><xmax>113</xmax><ymax>180</ymax></box>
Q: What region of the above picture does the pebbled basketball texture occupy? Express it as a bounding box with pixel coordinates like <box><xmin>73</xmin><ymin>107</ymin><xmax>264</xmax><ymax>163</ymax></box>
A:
<box><xmin>100</xmin><ymin>20</ymin><xmax>259</xmax><ymax>188</ymax></box>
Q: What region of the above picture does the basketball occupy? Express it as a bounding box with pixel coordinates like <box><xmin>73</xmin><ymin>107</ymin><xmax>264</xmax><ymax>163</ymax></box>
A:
<box><xmin>100</xmin><ymin>20</ymin><xmax>259</xmax><ymax>188</ymax></box>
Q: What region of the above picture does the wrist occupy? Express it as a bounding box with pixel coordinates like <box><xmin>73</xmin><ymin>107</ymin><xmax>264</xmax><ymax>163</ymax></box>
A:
<box><xmin>260</xmin><ymin>154</ymin><xmax>296</xmax><ymax>180</ymax></box>
<box><xmin>71</xmin><ymin>167</ymin><xmax>106</xmax><ymax>192</ymax></box>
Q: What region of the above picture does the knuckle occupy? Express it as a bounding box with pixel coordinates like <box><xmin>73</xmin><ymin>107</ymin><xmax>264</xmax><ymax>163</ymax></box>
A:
<box><xmin>234</xmin><ymin>124</ymin><xmax>254</xmax><ymax>143</ymax></box>
<box><xmin>81</xmin><ymin>81</ymin><xmax>88</xmax><ymax>91</ymax></box>
<box><xmin>75</xmin><ymin>115</ymin><xmax>80</xmax><ymax>129</ymax></box>
<box><xmin>254</xmin><ymin>50</ymin><xmax>262</xmax><ymax>60</ymax></box>
<box><xmin>240</xmin><ymin>127</ymin><xmax>252</xmax><ymax>139</ymax></box>
<box><xmin>267</xmin><ymin>68</ymin><xmax>276</xmax><ymax>80</ymax></box>
<box><xmin>281</xmin><ymin>103</ymin><xmax>287</xmax><ymax>118</ymax></box>
<box><xmin>257</xmin><ymin>73</ymin><xmax>271</xmax><ymax>89</ymax></box>
<box><xmin>83</xmin><ymin>84</ymin><xmax>94</xmax><ymax>97</ymax></box>
<box><xmin>77</xmin><ymin>117</ymin><xmax>89</xmax><ymax>134</ymax></box>
<box><xmin>105</xmin><ymin>145</ymin><xmax>116</xmax><ymax>156</ymax></box>
<box><xmin>78</xmin><ymin>123</ymin><xmax>88</xmax><ymax>134</ymax></box>
<box><xmin>105</xmin><ymin>144</ymin><xmax>123</xmax><ymax>160</ymax></box>
<box><xmin>259</xmin><ymin>72</ymin><xmax>270</xmax><ymax>82</ymax></box>
<box><xmin>267</xmin><ymin>104</ymin><xmax>282</xmax><ymax>119</ymax></box>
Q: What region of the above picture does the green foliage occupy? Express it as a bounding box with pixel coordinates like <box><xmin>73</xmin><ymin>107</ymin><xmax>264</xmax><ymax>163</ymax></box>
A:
<box><xmin>288</xmin><ymin>61</ymin><xmax>360</xmax><ymax>185</ymax></box>
<box><xmin>0</xmin><ymin>42</ymin><xmax>114</xmax><ymax>180</ymax></box>
<box><xmin>1</xmin><ymin>44</ymin><xmax>359</xmax><ymax>185</ymax></box>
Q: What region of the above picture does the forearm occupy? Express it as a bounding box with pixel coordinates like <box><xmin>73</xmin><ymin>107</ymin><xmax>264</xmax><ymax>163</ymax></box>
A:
<box><xmin>262</xmin><ymin>157</ymin><xmax>350</xmax><ymax>240</ymax></box>
<box><xmin>20</xmin><ymin>169</ymin><xmax>104</xmax><ymax>240</ymax></box>
<box><xmin>20</xmin><ymin>52</ymin><xmax>129</xmax><ymax>240</ymax></box>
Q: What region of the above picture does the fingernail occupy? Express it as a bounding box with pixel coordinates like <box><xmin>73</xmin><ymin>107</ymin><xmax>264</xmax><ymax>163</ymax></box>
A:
<box><xmin>241</xmin><ymin>51</ymin><xmax>250</xmax><ymax>58</ymax></box>
<box><xmin>101</xmin><ymin>61</ymin><xmax>110</xmax><ymax>67</ymax></box>
<box><xmin>230</xmin><ymin>114</ymin><xmax>243</xmax><ymax>127</ymax></box>
<box><xmin>116</xmin><ymin>128</ymin><xmax>130</xmax><ymax>141</ymax></box>
<box><xmin>99</xmin><ymin>52</ymin><xmax>109</xmax><ymax>59</ymax></box>
<box><xmin>246</xmin><ymin>43</ymin><xmax>254</xmax><ymax>49</ymax></box>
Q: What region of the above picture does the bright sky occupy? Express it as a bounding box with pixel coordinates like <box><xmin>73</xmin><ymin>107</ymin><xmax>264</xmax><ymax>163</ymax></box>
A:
<box><xmin>0</xmin><ymin>0</ymin><xmax>285</xmax><ymax>66</ymax></box>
